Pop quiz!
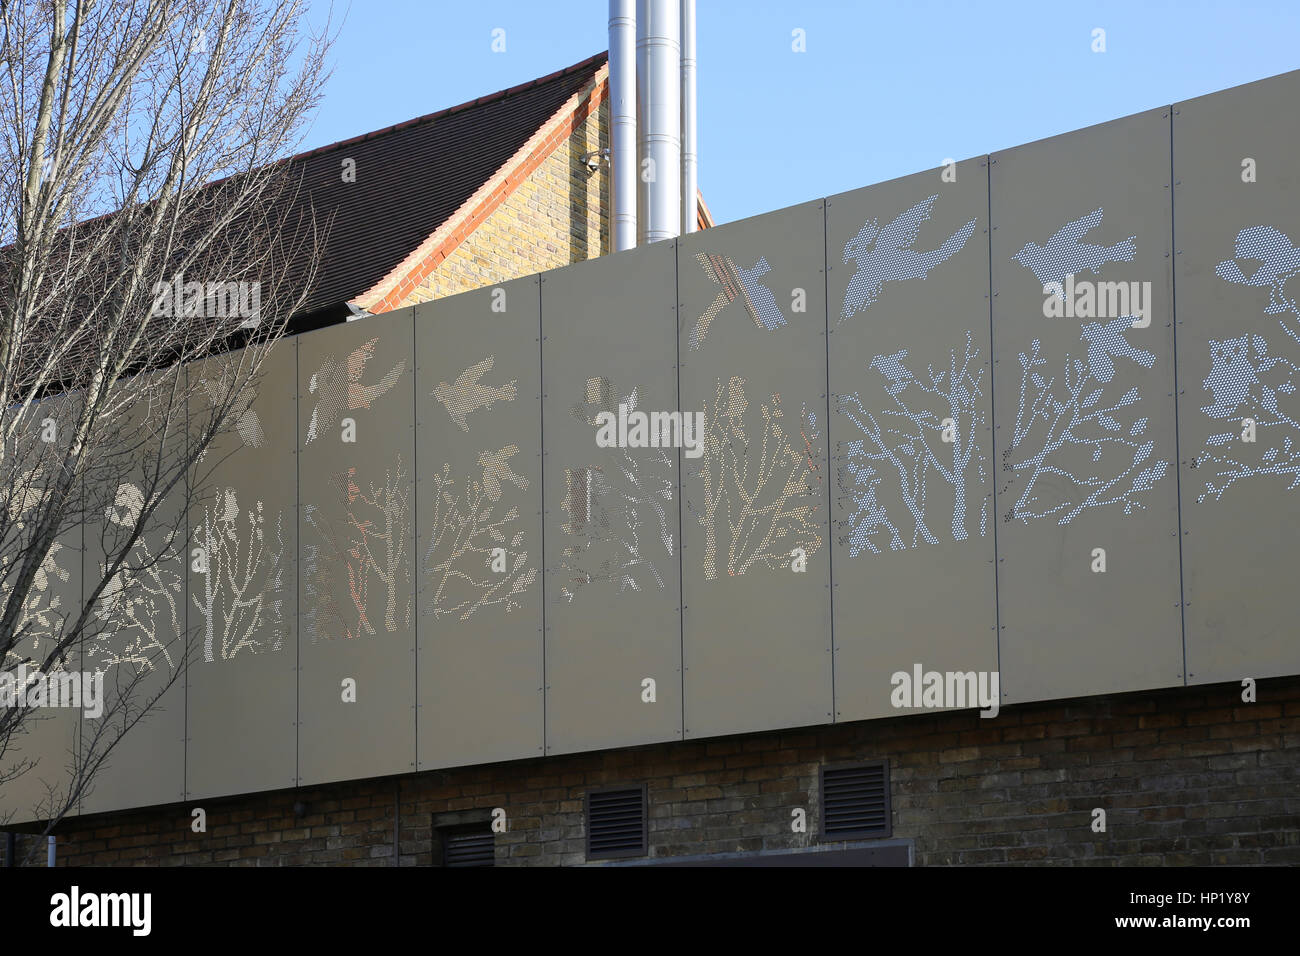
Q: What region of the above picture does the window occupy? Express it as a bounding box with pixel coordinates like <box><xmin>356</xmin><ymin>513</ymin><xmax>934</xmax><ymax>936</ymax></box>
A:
<box><xmin>585</xmin><ymin>785</ymin><xmax>648</xmax><ymax>860</ymax></box>
<box><xmin>820</xmin><ymin>760</ymin><xmax>891</xmax><ymax>840</ymax></box>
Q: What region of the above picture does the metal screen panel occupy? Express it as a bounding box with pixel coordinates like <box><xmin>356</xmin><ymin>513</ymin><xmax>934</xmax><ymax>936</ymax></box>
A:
<box><xmin>185</xmin><ymin>342</ymin><xmax>297</xmax><ymax>800</ymax></box>
<box><xmin>80</xmin><ymin>371</ymin><xmax>188</xmax><ymax>814</ymax></box>
<box><xmin>677</xmin><ymin>200</ymin><xmax>833</xmax><ymax>737</ymax></box>
<box><xmin>0</xmin><ymin>396</ymin><xmax>83</xmax><ymax>824</ymax></box>
<box><xmin>826</xmin><ymin>163</ymin><xmax>998</xmax><ymax>722</ymax></box>
<box><xmin>297</xmin><ymin>311</ymin><xmax>416</xmax><ymax>785</ymax></box>
<box><xmin>990</xmin><ymin>109</ymin><xmax>1184</xmax><ymax>705</ymax></box>
<box><xmin>541</xmin><ymin>243</ymin><xmax>683</xmax><ymax>754</ymax></box>
<box><xmin>415</xmin><ymin>278</ymin><xmax>544</xmax><ymax>769</ymax></box>
<box><xmin>1173</xmin><ymin>70</ymin><xmax>1300</xmax><ymax>684</ymax></box>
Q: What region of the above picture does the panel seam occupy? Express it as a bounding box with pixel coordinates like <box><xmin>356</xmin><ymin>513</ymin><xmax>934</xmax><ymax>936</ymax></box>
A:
<box><xmin>986</xmin><ymin>157</ymin><xmax>1004</xmax><ymax>690</ymax></box>
<box><xmin>294</xmin><ymin>339</ymin><xmax>301</xmax><ymax>788</ymax></box>
<box><xmin>537</xmin><ymin>276</ymin><xmax>549</xmax><ymax>755</ymax></box>
<box><xmin>183</xmin><ymin>362</ymin><xmax>190</xmax><ymax>803</ymax></box>
<box><xmin>821</xmin><ymin>200</ymin><xmax>837</xmax><ymax>720</ymax></box>
<box><xmin>1168</xmin><ymin>107</ymin><xmax>1189</xmax><ymax>686</ymax></box>
<box><xmin>674</xmin><ymin>242</ymin><xmax>686</xmax><ymax>740</ymax></box>
<box><xmin>412</xmin><ymin>309</ymin><xmax>419</xmax><ymax>769</ymax></box>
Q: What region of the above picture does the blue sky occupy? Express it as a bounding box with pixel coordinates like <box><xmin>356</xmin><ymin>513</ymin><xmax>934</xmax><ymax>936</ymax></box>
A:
<box><xmin>302</xmin><ymin>0</ymin><xmax>1299</xmax><ymax>225</ymax></box>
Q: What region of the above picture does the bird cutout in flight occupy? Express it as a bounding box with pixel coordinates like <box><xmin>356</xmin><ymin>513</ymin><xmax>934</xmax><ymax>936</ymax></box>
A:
<box><xmin>478</xmin><ymin>444</ymin><xmax>529</xmax><ymax>501</ymax></box>
<box><xmin>200</xmin><ymin>377</ymin><xmax>264</xmax><ymax>448</ymax></box>
<box><xmin>305</xmin><ymin>337</ymin><xmax>406</xmax><ymax>444</ymax></box>
<box><xmin>1012</xmin><ymin>208</ymin><xmax>1135</xmax><ymax>295</ymax></box>
<box><xmin>689</xmin><ymin>253</ymin><xmax>786</xmax><ymax>350</ymax></box>
<box><xmin>432</xmin><ymin>355</ymin><xmax>518</xmax><ymax>432</ymax></box>
<box><xmin>868</xmin><ymin>349</ymin><xmax>916</xmax><ymax>397</ymax></box>
<box><xmin>841</xmin><ymin>195</ymin><xmax>976</xmax><ymax>322</ymax></box>
<box><xmin>571</xmin><ymin>375</ymin><xmax>631</xmax><ymax>425</ymax></box>
<box><xmin>1080</xmin><ymin>316</ymin><xmax>1155</xmax><ymax>384</ymax></box>
<box><xmin>1215</xmin><ymin>225</ymin><xmax>1300</xmax><ymax>315</ymax></box>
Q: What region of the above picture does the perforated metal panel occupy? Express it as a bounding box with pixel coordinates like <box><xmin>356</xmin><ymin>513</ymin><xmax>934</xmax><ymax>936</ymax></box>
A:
<box><xmin>1173</xmin><ymin>70</ymin><xmax>1300</xmax><ymax>684</ymax></box>
<box><xmin>677</xmin><ymin>200</ymin><xmax>833</xmax><ymax>738</ymax></box>
<box><xmin>826</xmin><ymin>164</ymin><xmax>998</xmax><ymax>722</ymax></box>
<box><xmin>415</xmin><ymin>278</ymin><xmax>544</xmax><ymax>769</ymax></box>
<box><xmin>0</xmin><ymin>396</ymin><xmax>84</xmax><ymax>824</ymax></box>
<box><xmin>11</xmin><ymin>71</ymin><xmax>1300</xmax><ymax>819</ymax></box>
<box><xmin>80</xmin><ymin>371</ymin><xmax>188</xmax><ymax>814</ymax></box>
<box><xmin>541</xmin><ymin>243</ymin><xmax>683</xmax><ymax>755</ymax></box>
<box><xmin>297</xmin><ymin>310</ymin><xmax>416</xmax><ymax>785</ymax></box>
<box><xmin>989</xmin><ymin>109</ymin><xmax>1184</xmax><ymax>705</ymax></box>
<box><xmin>184</xmin><ymin>342</ymin><xmax>297</xmax><ymax>800</ymax></box>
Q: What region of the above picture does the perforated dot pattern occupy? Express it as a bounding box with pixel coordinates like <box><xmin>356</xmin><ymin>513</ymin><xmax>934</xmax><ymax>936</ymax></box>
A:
<box><xmin>1012</xmin><ymin>208</ymin><xmax>1135</xmax><ymax>293</ymax></box>
<box><xmin>840</xmin><ymin>195</ymin><xmax>977</xmax><ymax>321</ymax></box>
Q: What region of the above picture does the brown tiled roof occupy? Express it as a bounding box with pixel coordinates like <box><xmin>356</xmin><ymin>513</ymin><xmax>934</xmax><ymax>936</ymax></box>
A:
<box><xmin>281</xmin><ymin>50</ymin><xmax>608</xmax><ymax>320</ymax></box>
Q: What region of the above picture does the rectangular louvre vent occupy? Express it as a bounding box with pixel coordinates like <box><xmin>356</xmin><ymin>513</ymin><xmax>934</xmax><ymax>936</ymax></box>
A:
<box><xmin>821</xmin><ymin>761</ymin><xmax>890</xmax><ymax>839</ymax></box>
<box><xmin>586</xmin><ymin>786</ymin><xmax>648</xmax><ymax>860</ymax></box>
<box><xmin>442</xmin><ymin>828</ymin><xmax>495</xmax><ymax>867</ymax></box>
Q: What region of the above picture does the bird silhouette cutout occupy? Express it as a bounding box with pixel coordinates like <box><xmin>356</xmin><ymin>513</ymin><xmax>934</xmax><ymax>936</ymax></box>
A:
<box><xmin>1013</xmin><ymin>208</ymin><xmax>1135</xmax><ymax>294</ymax></box>
<box><xmin>571</xmin><ymin>375</ymin><xmax>634</xmax><ymax>425</ymax></box>
<box><xmin>689</xmin><ymin>253</ymin><xmax>786</xmax><ymax>350</ymax></box>
<box><xmin>201</xmin><ymin>377</ymin><xmax>264</xmax><ymax>447</ymax></box>
<box><xmin>1201</xmin><ymin>335</ymin><xmax>1258</xmax><ymax>419</ymax></box>
<box><xmin>305</xmin><ymin>337</ymin><xmax>406</xmax><ymax>443</ymax></box>
<box><xmin>1080</xmin><ymin>316</ymin><xmax>1155</xmax><ymax>383</ymax></box>
<box><xmin>433</xmin><ymin>355</ymin><xmax>518</xmax><ymax>431</ymax></box>
<box><xmin>1215</xmin><ymin>226</ymin><xmax>1300</xmax><ymax>315</ymax></box>
<box><xmin>868</xmin><ymin>349</ymin><xmax>915</xmax><ymax>396</ymax></box>
<box><xmin>841</xmin><ymin>195</ymin><xmax>976</xmax><ymax>322</ymax></box>
<box><xmin>478</xmin><ymin>444</ymin><xmax>528</xmax><ymax>501</ymax></box>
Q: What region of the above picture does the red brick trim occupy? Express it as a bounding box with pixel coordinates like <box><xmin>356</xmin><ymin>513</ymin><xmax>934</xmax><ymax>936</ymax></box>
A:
<box><xmin>697</xmin><ymin>190</ymin><xmax>715</xmax><ymax>230</ymax></box>
<box><xmin>356</xmin><ymin>66</ymin><xmax>611</xmax><ymax>313</ymax></box>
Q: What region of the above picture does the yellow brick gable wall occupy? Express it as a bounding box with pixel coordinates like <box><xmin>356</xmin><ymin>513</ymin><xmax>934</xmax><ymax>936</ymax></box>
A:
<box><xmin>400</xmin><ymin>100</ymin><xmax>610</xmax><ymax>306</ymax></box>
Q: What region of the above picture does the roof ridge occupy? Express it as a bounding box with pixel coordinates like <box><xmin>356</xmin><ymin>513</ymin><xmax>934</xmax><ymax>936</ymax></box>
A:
<box><xmin>287</xmin><ymin>49</ymin><xmax>608</xmax><ymax>164</ymax></box>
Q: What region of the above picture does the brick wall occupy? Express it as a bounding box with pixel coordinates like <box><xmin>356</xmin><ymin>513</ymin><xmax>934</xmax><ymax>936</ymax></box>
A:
<box><xmin>397</xmin><ymin>99</ymin><xmax>609</xmax><ymax>307</ymax></box>
<box><xmin>4</xmin><ymin>676</ymin><xmax>1297</xmax><ymax>866</ymax></box>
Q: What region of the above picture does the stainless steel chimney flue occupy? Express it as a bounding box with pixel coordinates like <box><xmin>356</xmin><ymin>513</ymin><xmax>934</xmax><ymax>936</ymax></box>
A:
<box><xmin>608</xmin><ymin>0</ymin><xmax>637</xmax><ymax>252</ymax></box>
<box><xmin>680</xmin><ymin>0</ymin><xmax>697</xmax><ymax>234</ymax></box>
<box><xmin>636</xmin><ymin>0</ymin><xmax>681</xmax><ymax>245</ymax></box>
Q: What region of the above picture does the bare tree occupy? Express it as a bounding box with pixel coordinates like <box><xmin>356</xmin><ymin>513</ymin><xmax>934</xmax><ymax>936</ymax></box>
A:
<box><xmin>0</xmin><ymin>0</ymin><xmax>334</xmax><ymax>860</ymax></box>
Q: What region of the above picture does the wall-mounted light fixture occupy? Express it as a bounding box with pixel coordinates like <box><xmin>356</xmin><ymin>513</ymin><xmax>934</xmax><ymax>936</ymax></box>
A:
<box><xmin>581</xmin><ymin>148</ymin><xmax>610</xmax><ymax>171</ymax></box>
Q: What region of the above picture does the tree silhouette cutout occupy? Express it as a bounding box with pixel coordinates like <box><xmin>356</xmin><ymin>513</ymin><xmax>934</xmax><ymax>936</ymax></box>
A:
<box><xmin>838</xmin><ymin>331</ymin><xmax>988</xmax><ymax>554</ymax></box>
<box><xmin>558</xmin><ymin>377</ymin><xmax>674</xmax><ymax>597</ymax></box>
<box><xmin>191</xmin><ymin>490</ymin><xmax>288</xmax><ymax>662</ymax></box>
<box><xmin>687</xmin><ymin>377</ymin><xmax>823</xmax><ymax>577</ymax></box>
<box><xmin>1003</xmin><ymin>325</ymin><xmax>1167</xmax><ymax>524</ymax></box>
